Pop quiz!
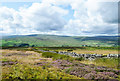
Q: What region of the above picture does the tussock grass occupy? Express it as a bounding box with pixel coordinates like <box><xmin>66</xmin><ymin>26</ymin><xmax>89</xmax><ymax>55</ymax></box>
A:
<box><xmin>73</xmin><ymin>49</ymin><xmax>118</xmax><ymax>55</ymax></box>
<box><xmin>2</xmin><ymin>48</ymin><xmax>119</xmax><ymax>80</ymax></box>
<box><xmin>42</xmin><ymin>52</ymin><xmax>75</xmax><ymax>61</ymax></box>
<box><xmin>42</xmin><ymin>52</ymin><xmax>84</xmax><ymax>62</ymax></box>
<box><xmin>2</xmin><ymin>49</ymin><xmax>80</xmax><ymax>79</ymax></box>
<box><xmin>81</xmin><ymin>58</ymin><xmax>119</xmax><ymax>69</ymax></box>
<box><xmin>37</xmin><ymin>47</ymin><xmax>118</xmax><ymax>55</ymax></box>
<box><xmin>94</xmin><ymin>58</ymin><xmax>119</xmax><ymax>69</ymax></box>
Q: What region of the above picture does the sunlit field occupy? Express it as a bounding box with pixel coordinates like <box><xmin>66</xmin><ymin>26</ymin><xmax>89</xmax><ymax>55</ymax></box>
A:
<box><xmin>37</xmin><ymin>47</ymin><xmax>118</xmax><ymax>55</ymax></box>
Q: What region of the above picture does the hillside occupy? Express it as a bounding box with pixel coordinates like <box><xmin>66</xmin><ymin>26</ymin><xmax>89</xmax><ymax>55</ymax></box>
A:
<box><xmin>1</xmin><ymin>34</ymin><xmax>119</xmax><ymax>47</ymax></box>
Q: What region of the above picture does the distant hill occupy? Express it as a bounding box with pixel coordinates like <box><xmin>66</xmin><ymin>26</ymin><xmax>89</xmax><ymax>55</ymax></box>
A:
<box><xmin>1</xmin><ymin>34</ymin><xmax>119</xmax><ymax>47</ymax></box>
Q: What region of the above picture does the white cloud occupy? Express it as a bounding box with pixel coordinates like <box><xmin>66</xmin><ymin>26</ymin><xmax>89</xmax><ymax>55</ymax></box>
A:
<box><xmin>0</xmin><ymin>2</ymin><xmax>68</xmax><ymax>35</ymax></box>
<box><xmin>0</xmin><ymin>0</ymin><xmax>118</xmax><ymax>36</ymax></box>
<box><xmin>0</xmin><ymin>7</ymin><xmax>17</xmax><ymax>35</ymax></box>
<box><xmin>98</xmin><ymin>2</ymin><xmax>118</xmax><ymax>23</ymax></box>
<box><xmin>61</xmin><ymin>0</ymin><xmax>118</xmax><ymax>36</ymax></box>
<box><xmin>19</xmin><ymin>3</ymin><xmax>68</xmax><ymax>31</ymax></box>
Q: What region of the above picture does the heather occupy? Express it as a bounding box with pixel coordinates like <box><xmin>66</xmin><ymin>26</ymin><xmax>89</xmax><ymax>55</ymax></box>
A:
<box><xmin>1</xmin><ymin>48</ymin><xmax>120</xmax><ymax>80</ymax></box>
<box><xmin>50</xmin><ymin>59</ymin><xmax>120</xmax><ymax>80</ymax></box>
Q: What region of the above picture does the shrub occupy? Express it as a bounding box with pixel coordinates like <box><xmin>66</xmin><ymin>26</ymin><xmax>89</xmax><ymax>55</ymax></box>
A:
<box><xmin>3</xmin><ymin>64</ymin><xmax>80</xmax><ymax>79</ymax></box>
<box><xmin>43</xmin><ymin>48</ymin><xmax>49</xmax><ymax>51</ymax></box>
<box><xmin>42</xmin><ymin>52</ymin><xmax>74</xmax><ymax>61</ymax></box>
<box><xmin>64</xmin><ymin>68</ymin><xmax>72</xmax><ymax>74</ymax></box>
<box><xmin>54</xmin><ymin>50</ymin><xmax>59</xmax><ymax>53</ymax></box>
<box><xmin>75</xmin><ymin>57</ymin><xmax>84</xmax><ymax>61</ymax></box>
<box><xmin>67</xmin><ymin>49</ymin><xmax>73</xmax><ymax>52</ymax></box>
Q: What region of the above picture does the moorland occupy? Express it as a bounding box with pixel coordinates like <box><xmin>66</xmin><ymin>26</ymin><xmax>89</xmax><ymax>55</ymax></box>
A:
<box><xmin>1</xmin><ymin>47</ymin><xmax>120</xmax><ymax>80</ymax></box>
<box><xmin>1</xmin><ymin>34</ymin><xmax>120</xmax><ymax>80</ymax></box>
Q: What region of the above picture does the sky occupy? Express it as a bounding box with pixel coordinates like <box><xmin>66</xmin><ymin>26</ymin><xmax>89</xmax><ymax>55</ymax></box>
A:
<box><xmin>0</xmin><ymin>0</ymin><xmax>119</xmax><ymax>36</ymax></box>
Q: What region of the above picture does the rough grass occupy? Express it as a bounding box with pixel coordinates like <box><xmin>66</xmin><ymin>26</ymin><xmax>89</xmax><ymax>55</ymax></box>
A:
<box><xmin>2</xmin><ymin>48</ymin><xmax>120</xmax><ymax>80</ymax></box>
<box><xmin>2</xmin><ymin>50</ymin><xmax>51</xmax><ymax>64</ymax></box>
<box><xmin>93</xmin><ymin>58</ymin><xmax>119</xmax><ymax>69</ymax></box>
<box><xmin>2</xmin><ymin>49</ymin><xmax>80</xmax><ymax>79</ymax></box>
<box><xmin>80</xmin><ymin>58</ymin><xmax>119</xmax><ymax>69</ymax></box>
<box><xmin>4</xmin><ymin>47</ymin><xmax>118</xmax><ymax>55</ymax></box>
<box><xmin>42</xmin><ymin>52</ymin><xmax>75</xmax><ymax>61</ymax></box>
<box><xmin>42</xmin><ymin>52</ymin><xmax>84</xmax><ymax>62</ymax></box>
<box><xmin>38</xmin><ymin>47</ymin><xmax>118</xmax><ymax>55</ymax></box>
<box><xmin>2</xmin><ymin>64</ymin><xmax>80</xmax><ymax>79</ymax></box>
<box><xmin>73</xmin><ymin>49</ymin><xmax>118</xmax><ymax>55</ymax></box>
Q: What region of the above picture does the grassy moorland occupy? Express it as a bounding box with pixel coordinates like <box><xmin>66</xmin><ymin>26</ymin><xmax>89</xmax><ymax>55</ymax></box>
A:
<box><xmin>80</xmin><ymin>58</ymin><xmax>119</xmax><ymax>69</ymax></box>
<box><xmin>1</xmin><ymin>47</ymin><xmax>120</xmax><ymax>80</ymax></box>
<box><xmin>2</xmin><ymin>49</ymin><xmax>80</xmax><ymax>80</ymax></box>
<box><xmin>37</xmin><ymin>47</ymin><xmax>118</xmax><ymax>55</ymax></box>
<box><xmin>33</xmin><ymin>47</ymin><xmax>119</xmax><ymax>69</ymax></box>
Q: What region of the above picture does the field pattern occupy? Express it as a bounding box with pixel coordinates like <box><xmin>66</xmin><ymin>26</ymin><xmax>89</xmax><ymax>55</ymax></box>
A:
<box><xmin>1</xmin><ymin>35</ymin><xmax>119</xmax><ymax>47</ymax></box>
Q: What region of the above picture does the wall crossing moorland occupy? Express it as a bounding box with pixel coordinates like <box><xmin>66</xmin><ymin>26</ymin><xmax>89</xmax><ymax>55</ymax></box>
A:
<box><xmin>33</xmin><ymin>49</ymin><xmax>119</xmax><ymax>60</ymax></box>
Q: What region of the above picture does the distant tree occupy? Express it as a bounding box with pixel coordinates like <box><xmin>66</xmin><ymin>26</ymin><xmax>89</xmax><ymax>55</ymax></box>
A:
<box><xmin>97</xmin><ymin>45</ymin><xmax>100</xmax><ymax>47</ymax></box>
<box><xmin>82</xmin><ymin>45</ymin><xmax>87</xmax><ymax>47</ymax></box>
<box><xmin>18</xmin><ymin>43</ymin><xmax>29</xmax><ymax>47</ymax></box>
<box><xmin>31</xmin><ymin>45</ymin><xmax>35</xmax><ymax>47</ymax></box>
<box><xmin>87</xmin><ymin>45</ymin><xmax>91</xmax><ymax>47</ymax></box>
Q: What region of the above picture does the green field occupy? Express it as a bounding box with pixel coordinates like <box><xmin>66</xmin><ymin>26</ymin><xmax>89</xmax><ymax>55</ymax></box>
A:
<box><xmin>1</xmin><ymin>34</ymin><xmax>119</xmax><ymax>47</ymax></box>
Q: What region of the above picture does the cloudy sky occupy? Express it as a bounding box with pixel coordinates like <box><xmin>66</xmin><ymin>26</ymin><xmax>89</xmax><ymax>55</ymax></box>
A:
<box><xmin>0</xmin><ymin>0</ymin><xmax>118</xmax><ymax>36</ymax></box>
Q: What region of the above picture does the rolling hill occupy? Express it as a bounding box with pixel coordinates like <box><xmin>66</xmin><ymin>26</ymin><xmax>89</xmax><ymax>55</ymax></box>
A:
<box><xmin>1</xmin><ymin>34</ymin><xmax>119</xmax><ymax>47</ymax></box>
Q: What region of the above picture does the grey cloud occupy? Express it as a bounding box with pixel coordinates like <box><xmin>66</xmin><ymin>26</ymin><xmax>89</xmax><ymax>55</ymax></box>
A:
<box><xmin>99</xmin><ymin>2</ymin><xmax>118</xmax><ymax>24</ymax></box>
<box><xmin>87</xmin><ymin>25</ymin><xmax>118</xmax><ymax>34</ymax></box>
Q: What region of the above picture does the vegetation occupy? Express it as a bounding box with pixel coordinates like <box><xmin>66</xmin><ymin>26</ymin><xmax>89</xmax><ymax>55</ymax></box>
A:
<box><xmin>80</xmin><ymin>58</ymin><xmax>120</xmax><ymax>69</ymax></box>
<box><xmin>1</xmin><ymin>34</ymin><xmax>118</xmax><ymax>47</ymax></box>
<box><xmin>42</xmin><ymin>52</ymin><xmax>75</xmax><ymax>61</ymax></box>
<box><xmin>2</xmin><ymin>48</ymin><xmax>120</xmax><ymax>80</ymax></box>
<box><xmin>3</xmin><ymin>64</ymin><xmax>80</xmax><ymax>79</ymax></box>
<box><xmin>93</xmin><ymin>58</ymin><xmax>120</xmax><ymax>69</ymax></box>
<box><xmin>1</xmin><ymin>34</ymin><xmax>120</xmax><ymax>80</ymax></box>
<box><xmin>33</xmin><ymin>47</ymin><xmax>118</xmax><ymax>55</ymax></box>
<box><xmin>2</xmin><ymin>49</ymin><xmax>80</xmax><ymax>80</ymax></box>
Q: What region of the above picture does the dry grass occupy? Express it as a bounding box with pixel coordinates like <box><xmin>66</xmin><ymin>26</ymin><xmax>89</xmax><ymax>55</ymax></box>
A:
<box><xmin>73</xmin><ymin>49</ymin><xmax>118</xmax><ymax>55</ymax></box>
<box><xmin>2</xmin><ymin>49</ymin><xmax>52</xmax><ymax>65</ymax></box>
<box><xmin>52</xmin><ymin>49</ymin><xmax>118</xmax><ymax>55</ymax></box>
